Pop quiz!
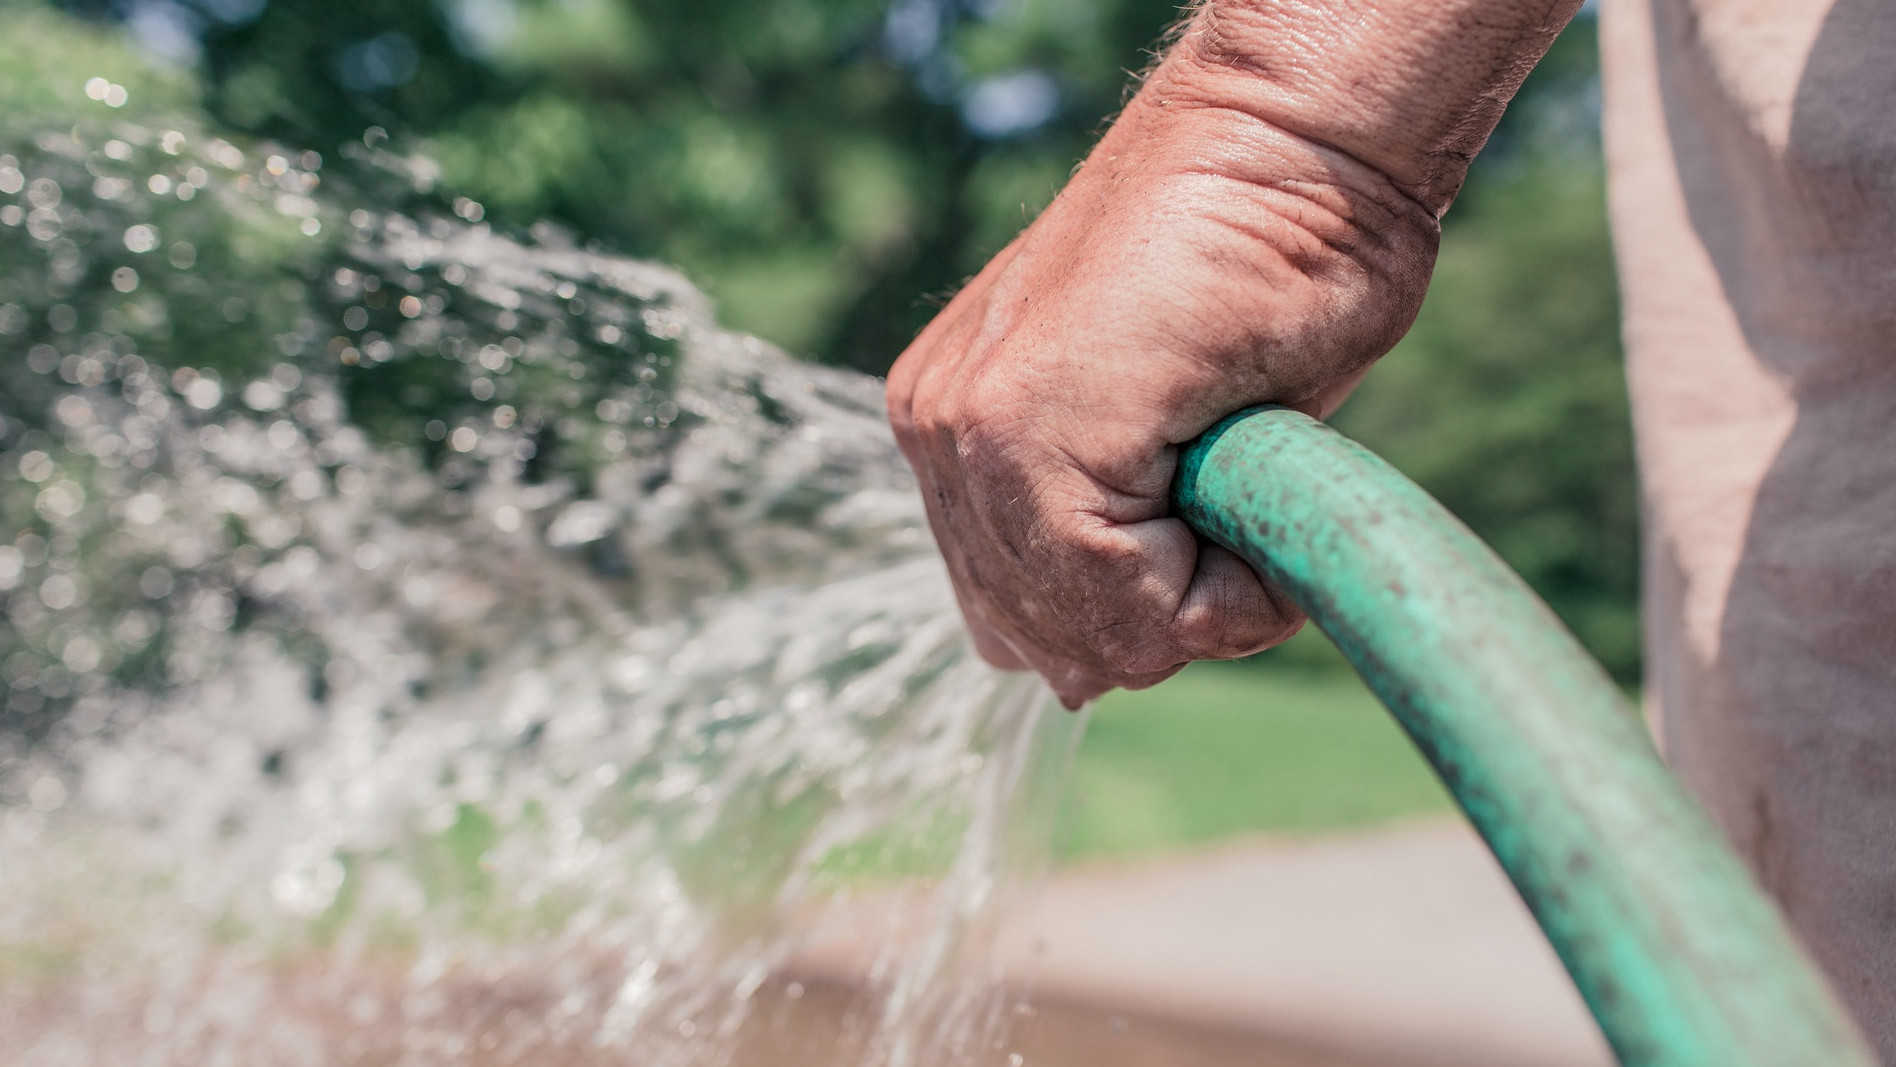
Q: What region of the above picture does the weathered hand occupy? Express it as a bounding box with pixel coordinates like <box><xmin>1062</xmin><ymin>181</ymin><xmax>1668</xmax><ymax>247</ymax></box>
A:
<box><xmin>888</xmin><ymin>2</ymin><xmax>1578</xmax><ymax>706</ymax></box>
<box><xmin>888</xmin><ymin>71</ymin><xmax>1438</xmax><ymax>706</ymax></box>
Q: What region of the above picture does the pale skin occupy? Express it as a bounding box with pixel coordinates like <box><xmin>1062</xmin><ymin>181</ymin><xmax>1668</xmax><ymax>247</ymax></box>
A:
<box><xmin>887</xmin><ymin>0</ymin><xmax>1587</xmax><ymax>707</ymax></box>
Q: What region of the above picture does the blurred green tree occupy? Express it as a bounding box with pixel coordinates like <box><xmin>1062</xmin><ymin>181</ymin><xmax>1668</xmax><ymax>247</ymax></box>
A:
<box><xmin>50</xmin><ymin>0</ymin><xmax>1196</xmax><ymax>370</ymax></box>
<box><xmin>48</xmin><ymin>1</ymin><xmax>1597</xmax><ymax>358</ymax></box>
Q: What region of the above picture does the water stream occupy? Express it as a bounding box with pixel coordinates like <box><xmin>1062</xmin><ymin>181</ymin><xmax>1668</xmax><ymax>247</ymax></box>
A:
<box><xmin>0</xmin><ymin>57</ymin><xmax>1079</xmax><ymax>1067</ymax></box>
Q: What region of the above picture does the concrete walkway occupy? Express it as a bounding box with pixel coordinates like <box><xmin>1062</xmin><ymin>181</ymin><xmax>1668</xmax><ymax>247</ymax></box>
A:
<box><xmin>992</xmin><ymin>819</ymin><xmax>1615</xmax><ymax>1067</ymax></box>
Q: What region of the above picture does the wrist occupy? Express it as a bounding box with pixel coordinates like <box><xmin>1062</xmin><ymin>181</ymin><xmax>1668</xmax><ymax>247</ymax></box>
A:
<box><xmin>1044</xmin><ymin>79</ymin><xmax>1441</xmax><ymax>409</ymax></box>
<box><xmin>1142</xmin><ymin>0</ymin><xmax>1583</xmax><ymax>214</ymax></box>
<box><xmin>990</xmin><ymin>110</ymin><xmax>1436</xmax><ymax>445</ymax></box>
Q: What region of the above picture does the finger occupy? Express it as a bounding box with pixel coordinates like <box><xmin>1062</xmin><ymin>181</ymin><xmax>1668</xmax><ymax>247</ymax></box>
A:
<box><xmin>1289</xmin><ymin>363</ymin><xmax>1373</xmax><ymax>420</ymax></box>
<box><xmin>921</xmin><ymin>494</ymin><xmax>1032</xmax><ymax>672</ymax></box>
<box><xmin>953</xmin><ymin>582</ymin><xmax>1030</xmax><ymax>671</ymax></box>
<box><xmin>1044</xmin><ymin>659</ymin><xmax>1185</xmax><ymax>709</ymax></box>
<box><xmin>1065</xmin><ymin>519</ymin><xmax>1302</xmax><ymax>676</ymax></box>
<box><xmin>1045</xmin><ymin>663</ymin><xmax>1113</xmax><ymax>710</ymax></box>
<box><xmin>894</xmin><ymin>410</ymin><xmax>1033</xmax><ymax>673</ymax></box>
<box><xmin>1073</xmin><ymin>514</ymin><xmax>1200</xmax><ymax>673</ymax></box>
<box><xmin>1173</xmin><ymin>541</ymin><xmax>1305</xmax><ymax>659</ymax></box>
<box><xmin>1113</xmin><ymin>662</ymin><xmax>1187</xmax><ymax>692</ymax></box>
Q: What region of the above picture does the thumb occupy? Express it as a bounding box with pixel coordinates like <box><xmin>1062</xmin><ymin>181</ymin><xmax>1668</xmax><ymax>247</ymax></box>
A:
<box><xmin>1170</xmin><ymin>540</ymin><xmax>1305</xmax><ymax>660</ymax></box>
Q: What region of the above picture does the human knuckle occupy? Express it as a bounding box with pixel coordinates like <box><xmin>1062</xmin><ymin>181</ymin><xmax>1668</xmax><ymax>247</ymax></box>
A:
<box><xmin>1084</xmin><ymin>616</ymin><xmax>1181</xmax><ymax>678</ymax></box>
<box><xmin>887</xmin><ymin>408</ymin><xmax>921</xmax><ymax>455</ymax></box>
<box><xmin>953</xmin><ymin>382</ymin><xmax>1032</xmax><ymax>445</ymax></box>
<box><xmin>1060</xmin><ymin>519</ymin><xmax>1137</xmax><ymax>568</ymax></box>
<box><xmin>1191</xmin><ymin>608</ymin><xmax>1301</xmax><ymax>658</ymax></box>
<box><xmin>910</xmin><ymin>365</ymin><xmax>1014</xmax><ymax>442</ymax></box>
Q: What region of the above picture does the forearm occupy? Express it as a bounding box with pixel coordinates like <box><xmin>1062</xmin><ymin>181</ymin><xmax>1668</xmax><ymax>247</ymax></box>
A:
<box><xmin>1138</xmin><ymin>0</ymin><xmax>1586</xmax><ymax>213</ymax></box>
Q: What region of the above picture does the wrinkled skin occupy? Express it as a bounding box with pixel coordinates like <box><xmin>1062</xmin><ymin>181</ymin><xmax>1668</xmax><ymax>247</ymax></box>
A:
<box><xmin>888</xmin><ymin>2</ymin><xmax>1577</xmax><ymax>707</ymax></box>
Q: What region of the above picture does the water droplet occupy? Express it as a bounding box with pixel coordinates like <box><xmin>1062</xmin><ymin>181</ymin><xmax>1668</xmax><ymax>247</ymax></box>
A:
<box><xmin>123</xmin><ymin>224</ymin><xmax>160</xmax><ymax>253</ymax></box>
<box><xmin>62</xmin><ymin>636</ymin><xmax>101</xmax><ymax>673</ymax></box>
<box><xmin>183</xmin><ymin>377</ymin><xmax>222</xmax><ymax>410</ymax></box>
<box><xmin>93</xmin><ymin>175</ymin><xmax>132</xmax><ymax>201</ymax></box>
<box><xmin>28</xmin><ymin>777</ymin><xmax>66</xmax><ymax>813</ymax></box>
<box><xmin>25</xmin><ymin>208</ymin><xmax>60</xmax><ymax>241</ymax></box>
<box><xmin>36</xmin><ymin>481</ymin><xmax>86</xmax><ymax>522</ymax></box>
<box><xmin>125</xmin><ymin>493</ymin><xmax>165</xmax><ymax>525</ymax></box>
<box><xmin>205</xmin><ymin>139</ymin><xmax>244</xmax><ymax>170</ymax></box>
<box><xmin>242</xmin><ymin>381</ymin><xmax>284</xmax><ymax>411</ymax></box>
<box><xmin>55</xmin><ymin>396</ymin><xmax>93</xmax><ymax>427</ymax></box>
<box><xmin>288</xmin><ymin>470</ymin><xmax>324</xmax><ymax>500</ymax></box>
<box><xmin>17</xmin><ymin>451</ymin><xmax>53</xmax><ymax>483</ymax></box>
<box><xmin>38</xmin><ymin>573</ymin><xmax>78</xmax><ymax>610</ymax></box>
<box><xmin>26</xmin><ymin>177</ymin><xmax>59</xmax><ymax>209</ymax></box>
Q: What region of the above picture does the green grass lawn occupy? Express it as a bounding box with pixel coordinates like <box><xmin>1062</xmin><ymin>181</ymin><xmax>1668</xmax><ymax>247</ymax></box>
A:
<box><xmin>1057</xmin><ymin>640</ymin><xmax>1454</xmax><ymax>863</ymax></box>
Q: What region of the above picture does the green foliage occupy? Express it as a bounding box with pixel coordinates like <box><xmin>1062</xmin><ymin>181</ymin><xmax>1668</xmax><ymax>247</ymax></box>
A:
<box><xmin>46</xmin><ymin>0</ymin><xmax>1190</xmax><ymax>368</ymax></box>
<box><xmin>1062</xmin><ymin>654</ymin><xmax>1453</xmax><ymax>859</ymax></box>
<box><xmin>0</xmin><ymin>5</ymin><xmax>198</xmax><ymax>119</ymax></box>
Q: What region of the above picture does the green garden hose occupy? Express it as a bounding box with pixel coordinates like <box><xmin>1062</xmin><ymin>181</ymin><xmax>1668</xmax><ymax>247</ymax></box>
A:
<box><xmin>1173</xmin><ymin>406</ymin><xmax>1873</xmax><ymax>1067</ymax></box>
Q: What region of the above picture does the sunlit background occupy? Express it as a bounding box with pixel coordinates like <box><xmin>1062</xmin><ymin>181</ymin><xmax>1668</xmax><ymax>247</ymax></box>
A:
<box><xmin>0</xmin><ymin>2</ymin><xmax>1633</xmax><ymax>1065</ymax></box>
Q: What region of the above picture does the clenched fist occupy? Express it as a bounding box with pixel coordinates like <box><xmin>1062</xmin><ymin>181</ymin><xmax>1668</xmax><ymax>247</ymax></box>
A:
<box><xmin>887</xmin><ymin>1</ymin><xmax>1578</xmax><ymax>706</ymax></box>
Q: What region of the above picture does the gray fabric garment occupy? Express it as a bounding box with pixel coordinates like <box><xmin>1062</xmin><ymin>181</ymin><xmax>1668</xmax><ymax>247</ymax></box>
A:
<box><xmin>1600</xmin><ymin>0</ymin><xmax>1896</xmax><ymax>1056</ymax></box>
